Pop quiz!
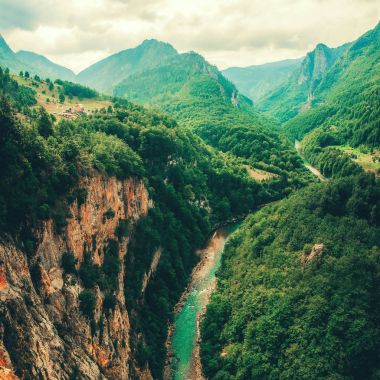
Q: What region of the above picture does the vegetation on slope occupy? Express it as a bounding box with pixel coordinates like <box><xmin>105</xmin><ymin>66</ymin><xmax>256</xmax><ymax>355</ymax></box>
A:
<box><xmin>114</xmin><ymin>50</ymin><xmax>311</xmax><ymax>190</ymax></box>
<box><xmin>201</xmin><ymin>172</ymin><xmax>380</xmax><ymax>380</ymax></box>
<box><xmin>0</xmin><ymin>66</ymin><xmax>301</xmax><ymax>379</ymax></box>
<box><xmin>199</xmin><ymin>22</ymin><xmax>380</xmax><ymax>380</ymax></box>
<box><xmin>257</xmin><ymin>42</ymin><xmax>351</xmax><ymax>121</ymax></box>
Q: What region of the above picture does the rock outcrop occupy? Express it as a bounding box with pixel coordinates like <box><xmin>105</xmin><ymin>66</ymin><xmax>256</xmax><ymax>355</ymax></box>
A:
<box><xmin>0</xmin><ymin>174</ymin><xmax>155</xmax><ymax>379</ymax></box>
<box><xmin>302</xmin><ymin>243</ymin><xmax>325</xmax><ymax>266</ymax></box>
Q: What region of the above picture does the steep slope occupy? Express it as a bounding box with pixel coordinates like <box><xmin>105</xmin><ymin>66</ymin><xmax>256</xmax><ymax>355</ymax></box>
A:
<box><xmin>258</xmin><ymin>42</ymin><xmax>351</xmax><ymax>121</ymax></box>
<box><xmin>16</xmin><ymin>50</ymin><xmax>75</xmax><ymax>81</ymax></box>
<box><xmin>0</xmin><ymin>34</ymin><xmax>75</xmax><ymax>81</ymax></box>
<box><xmin>0</xmin><ymin>68</ymin><xmax>293</xmax><ymax>379</ymax></box>
<box><xmin>283</xmin><ymin>23</ymin><xmax>380</xmax><ymax>177</ymax></box>
<box><xmin>77</xmin><ymin>39</ymin><xmax>178</xmax><ymax>94</ymax></box>
<box><xmin>201</xmin><ymin>173</ymin><xmax>380</xmax><ymax>380</ymax></box>
<box><xmin>114</xmin><ymin>51</ymin><xmax>309</xmax><ymax>186</ymax></box>
<box><xmin>0</xmin><ymin>34</ymin><xmax>25</xmax><ymax>73</ymax></box>
<box><xmin>222</xmin><ymin>58</ymin><xmax>303</xmax><ymax>102</ymax></box>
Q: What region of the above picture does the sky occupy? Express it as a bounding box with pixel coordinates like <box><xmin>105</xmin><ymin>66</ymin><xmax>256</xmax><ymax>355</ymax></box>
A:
<box><xmin>0</xmin><ymin>0</ymin><xmax>379</xmax><ymax>73</ymax></box>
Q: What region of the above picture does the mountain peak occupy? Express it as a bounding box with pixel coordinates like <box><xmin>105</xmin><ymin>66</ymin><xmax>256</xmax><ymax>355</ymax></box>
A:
<box><xmin>0</xmin><ymin>34</ymin><xmax>13</xmax><ymax>54</ymax></box>
<box><xmin>315</xmin><ymin>43</ymin><xmax>330</xmax><ymax>51</ymax></box>
<box><xmin>137</xmin><ymin>39</ymin><xmax>177</xmax><ymax>54</ymax></box>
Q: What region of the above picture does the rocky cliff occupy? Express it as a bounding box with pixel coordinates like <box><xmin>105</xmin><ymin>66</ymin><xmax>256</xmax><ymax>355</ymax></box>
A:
<box><xmin>0</xmin><ymin>174</ymin><xmax>156</xmax><ymax>379</ymax></box>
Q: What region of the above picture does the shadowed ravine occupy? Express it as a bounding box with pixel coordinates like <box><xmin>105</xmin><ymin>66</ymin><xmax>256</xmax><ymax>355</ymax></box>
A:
<box><xmin>167</xmin><ymin>224</ymin><xmax>239</xmax><ymax>380</ymax></box>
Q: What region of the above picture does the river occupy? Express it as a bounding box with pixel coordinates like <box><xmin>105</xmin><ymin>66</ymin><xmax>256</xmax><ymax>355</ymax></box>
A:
<box><xmin>166</xmin><ymin>224</ymin><xmax>239</xmax><ymax>380</ymax></box>
<box><xmin>295</xmin><ymin>140</ymin><xmax>327</xmax><ymax>182</ymax></box>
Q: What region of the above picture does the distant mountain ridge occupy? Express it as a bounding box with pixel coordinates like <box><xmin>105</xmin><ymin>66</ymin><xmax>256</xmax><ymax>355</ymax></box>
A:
<box><xmin>283</xmin><ymin>21</ymin><xmax>380</xmax><ymax>147</ymax></box>
<box><xmin>16</xmin><ymin>50</ymin><xmax>75</xmax><ymax>81</ymax></box>
<box><xmin>222</xmin><ymin>58</ymin><xmax>303</xmax><ymax>102</ymax></box>
<box><xmin>77</xmin><ymin>39</ymin><xmax>178</xmax><ymax>94</ymax></box>
<box><xmin>0</xmin><ymin>34</ymin><xmax>75</xmax><ymax>80</ymax></box>
<box><xmin>257</xmin><ymin>41</ymin><xmax>352</xmax><ymax>121</ymax></box>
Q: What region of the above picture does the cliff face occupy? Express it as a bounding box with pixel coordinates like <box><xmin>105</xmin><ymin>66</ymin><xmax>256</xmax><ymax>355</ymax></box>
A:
<box><xmin>0</xmin><ymin>175</ymin><xmax>154</xmax><ymax>379</ymax></box>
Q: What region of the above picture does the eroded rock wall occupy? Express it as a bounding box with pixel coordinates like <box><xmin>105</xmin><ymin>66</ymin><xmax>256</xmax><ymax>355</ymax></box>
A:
<box><xmin>0</xmin><ymin>175</ymin><xmax>155</xmax><ymax>379</ymax></box>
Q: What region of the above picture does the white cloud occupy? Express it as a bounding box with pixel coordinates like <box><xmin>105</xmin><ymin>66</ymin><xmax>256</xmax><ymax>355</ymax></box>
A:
<box><xmin>0</xmin><ymin>0</ymin><xmax>379</xmax><ymax>72</ymax></box>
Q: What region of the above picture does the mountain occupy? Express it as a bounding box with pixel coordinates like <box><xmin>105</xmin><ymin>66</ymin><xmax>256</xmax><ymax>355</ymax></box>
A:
<box><xmin>222</xmin><ymin>57</ymin><xmax>303</xmax><ymax>102</ymax></box>
<box><xmin>16</xmin><ymin>50</ymin><xmax>75</xmax><ymax>81</ymax></box>
<box><xmin>0</xmin><ymin>65</ymin><xmax>297</xmax><ymax>380</ymax></box>
<box><xmin>113</xmin><ymin>47</ymin><xmax>310</xmax><ymax>183</ymax></box>
<box><xmin>113</xmin><ymin>49</ymin><xmax>254</xmax><ymax>112</ymax></box>
<box><xmin>257</xmin><ymin>42</ymin><xmax>352</xmax><ymax>121</ymax></box>
<box><xmin>77</xmin><ymin>39</ymin><xmax>178</xmax><ymax>94</ymax></box>
<box><xmin>0</xmin><ymin>33</ymin><xmax>26</xmax><ymax>73</ymax></box>
<box><xmin>201</xmin><ymin>173</ymin><xmax>380</xmax><ymax>380</ymax></box>
<box><xmin>285</xmin><ymin>23</ymin><xmax>380</xmax><ymax>146</ymax></box>
<box><xmin>284</xmin><ymin>22</ymin><xmax>380</xmax><ymax>178</ymax></box>
<box><xmin>0</xmin><ymin>34</ymin><xmax>75</xmax><ymax>80</ymax></box>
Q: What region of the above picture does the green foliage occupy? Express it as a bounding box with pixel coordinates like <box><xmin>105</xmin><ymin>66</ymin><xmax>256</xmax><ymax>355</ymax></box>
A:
<box><xmin>79</xmin><ymin>289</ymin><xmax>96</xmax><ymax>319</ymax></box>
<box><xmin>103</xmin><ymin>207</ymin><xmax>115</xmax><ymax>220</ymax></box>
<box><xmin>101</xmin><ymin>239</ymin><xmax>121</xmax><ymax>292</ymax></box>
<box><xmin>285</xmin><ymin>85</ymin><xmax>380</xmax><ymax>149</ymax></box>
<box><xmin>55</xmin><ymin>79</ymin><xmax>97</xmax><ymax>99</ymax></box>
<box><xmin>113</xmin><ymin>50</ymin><xmax>311</xmax><ymax>194</ymax></box>
<box><xmin>201</xmin><ymin>173</ymin><xmax>380</xmax><ymax>380</ymax></box>
<box><xmin>300</xmin><ymin>129</ymin><xmax>363</xmax><ymax>178</ymax></box>
<box><xmin>61</xmin><ymin>251</ymin><xmax>77</xmax><ymax>274</ymax></box>
<box><xmin>115</xmin><ymin>219</ymin><xmax>130</xmax><ymax>240</ymax></box>
<box><xmin>103</xmin><ymin>292</ymin><xmax>117</xmax><ymax>311</ymax></box>
<box><xmin>79</xmin><ymin>253</ymin><xmax>101</xmax><ymax>288</ymax></box>
<box><xmin>0</xmin><ymin>67</ymin><xmax>36</xmax><ymax>110</ymax></box>
<box><xmin>77</xmin><ymin>39</ymin><xmax>178</xmax><ymax>94</ymax></box>
<box><xmin>37</xmin><ymin>106</ymin><xmax>53</xmax><ymax>138</ymax></box>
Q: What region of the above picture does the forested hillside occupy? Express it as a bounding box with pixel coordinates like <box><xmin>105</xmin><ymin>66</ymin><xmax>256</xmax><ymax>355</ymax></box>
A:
<box><xmin>1</xmin><ymin>17</ymin><xmax>379</xmax><ymax>380</ymax></box>
<box><xmin>257</xmin><ymin>42</ymin><xmax>351</xmax><ymax>121</ymax></box>
<box><xmin>200</xmin><ymin>22</ymin><xmax>380</xmax><ymax>380</ymax></box>
<box><xmin>114</xmin><ymin>50</ymin><xmax>311</xmax><ymax>189</ymax></box>
<box><xmin>201</xmin><ymin>172</ymin><xmax>380</xmax><ymax>380</ymax></box>
<box><xmin>0</xmin><ymin>66</ymin><xmax>303</xmax><ymax>378</ymax></box>
<box><xmin>283</xmin><ymin>23</ymin><xmax>380</xmax><ymax>178</ymax></box>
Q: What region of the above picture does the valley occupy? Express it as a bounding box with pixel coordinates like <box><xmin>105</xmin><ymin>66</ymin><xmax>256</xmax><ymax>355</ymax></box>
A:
<box><xmin>295</xmin><ymin>140</ymin><xmax>327</xmax><ymax>181</ymax></box>
<box><xmin>0</xmin><ymin>18</ymin><xmax>379</xmax><ymax>380</ymax></box>
<box><xmin>166</xmin><ymin>225</ymin><xmax>235</xmax><ymax>380</ymax></box>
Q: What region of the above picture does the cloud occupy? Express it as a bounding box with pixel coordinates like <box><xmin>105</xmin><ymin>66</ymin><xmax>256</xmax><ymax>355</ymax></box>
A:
<box><xmin>0</xmin><ymin>0</ymin><xmax>379</xmax><ymax>71</ymax></box>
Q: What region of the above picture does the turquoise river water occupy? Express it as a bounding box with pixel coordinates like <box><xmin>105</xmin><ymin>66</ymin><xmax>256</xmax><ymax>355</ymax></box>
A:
<box><xmin>170</xmin><ymin>224</ymin><xmax>239</xmax><ymax>379</ymax></box>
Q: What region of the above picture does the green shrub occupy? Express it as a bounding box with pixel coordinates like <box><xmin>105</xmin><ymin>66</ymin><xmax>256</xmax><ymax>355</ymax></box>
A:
<box><xmin>61</xmin><ymin>251</ymin><xmax>77</xmax><ymax>274</ymax></box>
<box><xmin>79</xmin><ymin>253</ymin><xmax>101</xmax><ymax>288</ymax></box>
<box><xmin>103</xmin><ymin>292</ymin><xmax>117</xmax><ymax>311</ymax></box>
<box><xmin>79</xmin><ymin>290</ymin><xmax>96</xmax><ymax>319</ymax></box>
<box><xmin>115</xmin><ymin>219</ymin><xmax>130</xmax><ymax>240</ymax></box>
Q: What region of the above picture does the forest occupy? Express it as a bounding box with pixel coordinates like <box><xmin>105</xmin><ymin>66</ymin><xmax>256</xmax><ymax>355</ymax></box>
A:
<box><xmin>0</xmin><ymin>19</ymin><xmax>379</xmax><ymax>380</ymax></box>
<box><xmin>201</xmin><ymin>172</ymin><xmax>380</xmax><ymax>380</ymax></box>
<box><xmin>0</xmin><ymin>66</ymin><xmax>298</xmax><ymax>378</ymax></box>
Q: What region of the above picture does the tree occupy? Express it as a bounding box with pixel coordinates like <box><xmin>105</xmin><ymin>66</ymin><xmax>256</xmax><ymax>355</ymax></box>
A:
<box><xmin>19</xmin><ymin>71</ymin><xmax>24</xmax><ymax>77</ymax></box>
<box><xmin>49</xmin><ymin>82</ymin><xmax>54</xmax><ymax>91</ymax></box>
<box><xmin>59</xmin><ymin>93</ymin><xmax>65</xmax><ymax>104</ymax></box>
<box><xmin>37</xmin><ymin>107</ymin><xmax>53</xmax><ymax>138</ymax></box>
<box><xmin>79</xmin><ymin>290</ymin><xmax>96</xmax><ymax>319</ymax></box>
<box><xmin>24</xmin><ymin>71</ymin><xmax>30</xmax><ymax>78</ymax></box>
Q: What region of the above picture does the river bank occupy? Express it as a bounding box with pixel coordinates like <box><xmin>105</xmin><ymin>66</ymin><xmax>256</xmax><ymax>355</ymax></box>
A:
<box><xmin>164</xmin><ymin>226</ymin><xmax>236</xmax><ymax>380</ymax></box>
